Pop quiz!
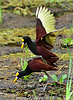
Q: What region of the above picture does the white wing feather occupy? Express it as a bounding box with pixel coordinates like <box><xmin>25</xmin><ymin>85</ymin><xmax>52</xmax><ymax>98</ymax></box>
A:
<box><xmin>36</xmin><ymin>7</ymin><xmax>56</xmax><ymax>33</ymax></box>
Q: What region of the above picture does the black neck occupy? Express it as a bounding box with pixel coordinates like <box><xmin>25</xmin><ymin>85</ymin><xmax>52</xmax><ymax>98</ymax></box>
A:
<box><xmin>23</xmin><ymin>36</ymin><xmax>37</xmax><ymax>55</ymax></box>
<box><xmin>26</xmin><ymin>37</ymin><xmax>33</xmax><ymax>47</ymax></box>
<box><xmin>25</xmin><ymin>37</ymin><xmax>37</xmax><ymax>54</ymax></box>
<box><xmin>18</xmin><ymin>65</ymin><xmax>32</xmax><ymax>78</ymax></box>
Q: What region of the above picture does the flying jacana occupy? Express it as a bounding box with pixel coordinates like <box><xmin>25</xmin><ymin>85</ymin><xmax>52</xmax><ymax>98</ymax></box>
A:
<box><xmin>21</xmin><ymin>6</ymin><xmax>64</xmax><ymax>61</ymax></box>
<box><xmin>13</xmin><ymin>57</ymin><xmax>57</xmax><ymax>83</ymax></box>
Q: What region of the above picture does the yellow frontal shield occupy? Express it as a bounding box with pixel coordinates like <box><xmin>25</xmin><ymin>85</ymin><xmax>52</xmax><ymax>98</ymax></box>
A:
<box><xmin>13</xmin><ymin>72</ymin><xmax>19</xmax><ymax>83</ymax></box>
<box><xmin>21</xmin><ymin>39</ymin><xmax>24</xmax><ymax>42</ymax></box>
<box><xmin>21</xmin><ymin>39</ymin><xmax>24</xmax><ymax>49</ymax></box>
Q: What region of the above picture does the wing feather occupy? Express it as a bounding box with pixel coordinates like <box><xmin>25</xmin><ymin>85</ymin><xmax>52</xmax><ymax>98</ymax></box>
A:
<box><xmin>36</xmin><ymin>7</ymin><xmax>65</xmax><ymax>45</ymax></box>
<box><xmin>36</xmin><ymin>7</ymin><xmax>39</xmax><ymax>17</ymax></box>
<box><xmin>36</xmin><ymin>6</ymin><xmax>56</xmax><ymax>33</ymax></box>
<box><xmin>44</xmin><ymin>27</ymin><xmax>66</xmax><ymax>45</ymax></box>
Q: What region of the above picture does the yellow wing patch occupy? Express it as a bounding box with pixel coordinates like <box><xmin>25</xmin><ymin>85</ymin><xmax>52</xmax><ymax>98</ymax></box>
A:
<box><xmin>45</xmin><ymin>27</ymin><xmax>66</xmax><ymax>45</ymax></box>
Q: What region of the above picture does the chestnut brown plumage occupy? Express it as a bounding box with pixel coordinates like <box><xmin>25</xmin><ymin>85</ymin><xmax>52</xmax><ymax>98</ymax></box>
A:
<box><xmin>21</xmin><ymin>7</ymin><xmax>65</xmax><ymax>62</ymax></box>
<box><xmin>21</xmin><ymin>36</ymin><xmax>59</xmax><ymax>63</ymax></box>
<box><xmin>13</xmin><ymin>57</ymin><xmax>57</xmax><ymax>83</ymax></box>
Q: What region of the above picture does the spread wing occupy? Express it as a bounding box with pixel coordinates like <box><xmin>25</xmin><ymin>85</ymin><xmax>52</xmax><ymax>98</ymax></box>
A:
<box><xmin>36</xmin><ymin>6</ymin><xmax>56</xmax><ymax>42</ymax></box>
<box><xmin>43</xmin><ymin>27</ymin><xmax>65</xmax><ymax>45</ymax></box>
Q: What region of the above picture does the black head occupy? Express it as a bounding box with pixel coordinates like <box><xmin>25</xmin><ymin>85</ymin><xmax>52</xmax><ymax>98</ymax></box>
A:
<box><xmin>23</xmin><ymin>36</ymin><xmax>31</xmax><ymax>43</ymax></box>
<box><xmin>21</xmin><ymin>36</ymin><xmax>31</xmax><ymax>49</ymax></box>
<box><xmin>13</xmin><ymin>65</ymin><xmax>32</xmax><ymax>83</ymax></box>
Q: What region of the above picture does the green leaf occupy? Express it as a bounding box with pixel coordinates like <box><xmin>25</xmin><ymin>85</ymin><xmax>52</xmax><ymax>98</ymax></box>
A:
<box><xmin>61</xmin><ymin>39</ymin><xmax>66</xmax><ymax>43</ymax></box>
<box><xmin>61</xmin><ymin>74</ymin><xmax>67</xmax><ymax>80</ymax></box>
<box><xmin>70</xmin><ymin>40</ymin><xmax>73</xmax><ymax>45</ymax></box>
<box><xmin>50</xmin><ymin>0</ymin><xmax>55</xmax><ymax>3</ymax></box>
<box><xmin>59</xmin><ymin>77</ymin><xmax>64</xmax><ymax>83</ymax></box>
<box><xmin>50</xmin><ymin>74</ymin><xmax>58</xmax><ymax>82</ymax></box>
<box><xmin>39</xmin><ymin>78</ymin><xmax>43</xmax><ymax>82</ymax></box>
<box><xmin>39</xmin><ymin>75</ymin><xmax>48</xmax><ymax>82</ymax></box>
<box><xmin>43</xmin><ymin>75</ymin><xmax>48</xmax><ymax>82</ymax></box>
<box><xmin>53</xmin><ymin>82</ymin><xmax>56</xmax><ymax>86</ymax></box>
<box><xmin>24</xmin><ymin>74</ymin><xmax>32</xmax><ymax>80</ymax></box>
<box><xmin>67</xmin><ymin>38</ymin><xmax>72</xmax><ymax>42</ymax></box>
<box><xmin>59</xmin><ymin>74</ymin><xmax>67</xmax><ymax>83</ymax></box>
<box><xmin>61</xmin><ymin>38</ymin><xmax>72</xmax><ymax>45</ymax></box>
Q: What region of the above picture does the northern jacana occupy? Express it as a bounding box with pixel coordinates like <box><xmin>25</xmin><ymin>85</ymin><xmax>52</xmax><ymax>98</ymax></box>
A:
<box><xmin>21</xmin><ymin>7</ymin><xmax>64</xmax><ymax>61</ymax></box>
<box><xmin>13</xmin><ymin>57</ymin><xmax>57</xmax><ymax>83</ymax></box>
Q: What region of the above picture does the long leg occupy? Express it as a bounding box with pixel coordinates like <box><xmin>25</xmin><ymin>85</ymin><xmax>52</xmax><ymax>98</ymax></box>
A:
<box><xmin>42</xmin><ymin>70</ymin><xmax>50</xmax><ymax>91</ymax></box>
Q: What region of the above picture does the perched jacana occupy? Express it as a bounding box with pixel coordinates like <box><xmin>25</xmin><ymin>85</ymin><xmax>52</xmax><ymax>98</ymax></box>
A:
<box><xmin>21</xmin><ymin>7</ymin><xmax>64</xmax><ymax>61</ymax></box>
<box><xmin>13</xmin><ymin>57</ymin><xmax>58</xmax><ymax>83</ymax></box>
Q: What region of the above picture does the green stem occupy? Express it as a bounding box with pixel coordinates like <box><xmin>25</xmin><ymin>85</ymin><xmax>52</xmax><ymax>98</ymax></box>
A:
<box><xmin>66</xmin><ymin>41</ymin><xmax>72</xmax><ymax>84</ymax></box>
<box><xmin>0</xmin><ymin>0</ymin><xmax>2</xmax><ymax>23</ymax></box>
<box><xmin>67</xmin><ymin>90</ymin><xmax>73</xmax><ymax>100</ymax></box>
<box><xmin>66</xmin><ymin>40</ymin><xmax>73</xmax><ymax>100</ymax></box>
<box><xmin>33</xmin><ymin>89</ymin><xmax>38</xmax><ymax>100</ymax></box>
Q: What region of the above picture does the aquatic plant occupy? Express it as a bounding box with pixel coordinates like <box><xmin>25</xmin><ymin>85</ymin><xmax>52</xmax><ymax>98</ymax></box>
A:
<box><xmin>0</xmin><ymin>0</ymin><xmax>2</xmax><ymax>23</ymax></box>
<box><xmin>65</xmin><ymin>40</ymin><xmax>73</xmax><ymax>100</ymax></box>
<box><xmin>61</xmin><ymin>38</ymin><xmax>73</xmax><ymax>46</ymax></box>
<box><xmin>39</xmin><ymin>74</ymin><xmax>67</xmax><ymax>83</ymax></box>
<box><xmin>33</xmin><ymin>89</ymin><xmax>38</xmax><ymax>100</ymax></box>
<box><xmin>21</xmin><ymin>47</ymin><xmax>32</xmax><ymax>80</ymax></box>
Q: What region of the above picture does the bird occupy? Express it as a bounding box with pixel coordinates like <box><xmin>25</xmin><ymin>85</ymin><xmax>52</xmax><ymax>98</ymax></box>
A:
<box><xmin>13</xmin><ymin>57</ymin><xmax>57</xmax><ymax>83</ymax></box>
<box><xmin>21</xmin><ymin>6</ymin><xmax>64</xmax><ymax>62</ymax></box>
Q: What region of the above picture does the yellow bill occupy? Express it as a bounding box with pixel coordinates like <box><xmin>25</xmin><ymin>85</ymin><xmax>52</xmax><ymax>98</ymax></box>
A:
<box><xmin>21</xmin><ymin>42</ymin><xmax>24</xmax><ymax>49</ymax></box>
<box><xmin>21</xmin><ymin>39</ymin><xmax>24</xmax><ymax>49</ymax></box>
<box><xmin>13</xmin><ymin>77</ymin><xmax>18</xmax><ymax>83</ymax></box>
<box><xmin>13</xmin><ymin>72</ymin><xmax>19</xmax><ymax>83</ymax></box>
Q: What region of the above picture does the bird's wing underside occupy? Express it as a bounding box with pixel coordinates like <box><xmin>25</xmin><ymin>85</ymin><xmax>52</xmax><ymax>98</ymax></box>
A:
<box><xmin>36</xmin><ymin>6</ymin><xmax>56</xmax><ymax>42</ymax></box>
<box><xmin>43</xmin><ymin>27</ymin><xmax>66</xmax><ymax>45</ymax></box>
